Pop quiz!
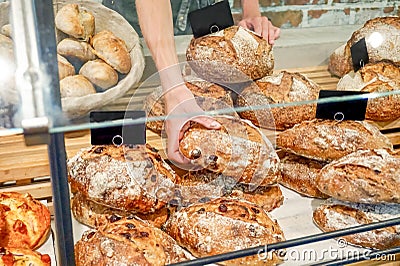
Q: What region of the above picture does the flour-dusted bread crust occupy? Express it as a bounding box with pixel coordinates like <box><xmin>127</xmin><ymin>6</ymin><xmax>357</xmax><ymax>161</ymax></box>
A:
<box><xmin>313</xmin><ymin>200</ymin><xmax>400</xmax><ymax>249</ymax></box>
<box><xmin>278</xmin><ymin>151</ymin><xmax>328</xmax><ymax>199</ymax></box>
<box><xmin>186</xmin><ymin>26</ymin><xmax>274</xmax><ymax>83</ymax></box>
<box><xmin>328</xmin><ymin>17</ymin><xmax>400</xmax><ymax>77</ymax></box>
<box><xmin>144</xmin><ymin>80</ymin><xmax>236</xmax><ymax>134</ymax></box>
<box><xmin>316</xmin><ymin>149</ymin><xmax>400</xmax><ymax>204</ymax></box>
<box><xmin>0</xmin><ymin>192</ymin><xmax>51</xmax><ymax>250</ymax></box>
<box><xmin>57</xmin><ymin>38</ymin><xmax>97</xmax><ymax>63</ymax></box>
<box><xmin>164</xmin><ymin>198</ymin><xmax>285</xmax><ymax>265</ymax></box>
<box><xmin>74</xmin><ymin>217</ymin><xmax>191</xmax><ymax>266</ymax></box>
<box><xmin>91</xmin><ymin>30</ymin><xmax>131</xmax><ymax>74</ymax></box>
<box><xmin>237</xmin><ymin>71</ymin><xmax>321</xmax><ymax>130</ymax></box>
<box><xmin>59</xmin><ymin>74</ymin><xmax>96</xmax><ymax>98</ymax></box>
<box><xmin>0</xmin><ymin>247</ymin><xmax>51</xmax><ymax>266</ymax></box>
<box><xmin>179</xmin><ymin>116</ymin><xmax>280</xmax><ymax>186</ymax></box>
<box><xmin>0</xmin><ymin>24</ymin><xmax>11</xmax><ymax>39</ymax></box>
<box><xmin>79</xmin><ymin>59</ymin><xmax>119</xmax><ymax>90</ymax></box>
<box><xmin>71</xmin><ymin>192</ymin><xmax>173</xmax><ymax>229</ymax></box>
<box><xmin>57</xmin><ymin>54</ymin><xmax>75</xmax><ymax>80</ymax></box>
<box><xmin>68</xmin><ymin>144</ymin><xmax>177</xmax><ymax>214</ymax></box>
<box><xmin>276</xmin><ymin>119</ymin><xmax>393</xmax><ymax>162</ymax></box>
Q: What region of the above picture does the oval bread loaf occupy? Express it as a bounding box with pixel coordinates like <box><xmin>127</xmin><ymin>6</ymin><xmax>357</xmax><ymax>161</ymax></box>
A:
<box><xmin>57</xmin><ymin>54</ymin><xmax>75</xmax><ymax>80</ymax></box>
<box><xmin>0</xmin><ymin>247</ymin><xmax>51</xmax><ymax>266</ymax></box>
<box><xmin>59</xmin><ymin>74</ymin><xmax>96</xmax><ymax>98</ymax></box>
<box><xmin>79</xmin><ymin>59</ymin><xmax>119</xmax><ymax>90</ymax></box>
<box><xmin>57</xmin><ymin>38</ymin><xmax>97</xmax><ymax>63</ymax></box>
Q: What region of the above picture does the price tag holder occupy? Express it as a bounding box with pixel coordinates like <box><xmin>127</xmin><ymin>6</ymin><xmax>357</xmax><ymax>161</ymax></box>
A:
<box><xmin>315</xmin><ymin>90</ymin><xmax>368</xmax><ymax>121</ymax></box>
<box><xmin>350</xmin><ymin>38</ymin><xmax>369</xmax><ymax>72</ymax></box>
<box><xmin>189</xmin><ymin>0</ymin><xmax>234</xmax><ymax>38</ymax></box>
<box><xmin>90</xmin><ymin>111</ymin><xmax>146</xmax><ymax>145</ymax></box>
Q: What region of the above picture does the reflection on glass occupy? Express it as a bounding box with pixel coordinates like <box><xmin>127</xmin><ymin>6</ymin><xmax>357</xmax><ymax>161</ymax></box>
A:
<box><xmin>367</xmin><ymin>31</ymin><xmax>384</xmax><ymax>49</ymax></box>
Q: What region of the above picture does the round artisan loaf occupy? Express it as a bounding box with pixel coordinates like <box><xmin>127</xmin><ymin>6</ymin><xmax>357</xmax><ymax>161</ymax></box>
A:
<box><xmin>179</xmin><ymin>115</ymin><xmax>280</xmax><ymax>186</ymax></box>
<box><xmin>57</xmin><ymin>38</ymin><xmax>97</xmax><ymax>63</ymax></box>
<box><xmin>59</xmin><ymin>74</ymin><xmax>96</xmax><ymax>98</ymax></box>
<box><xmin>67</xmin><ymin>144</ymin><xmax>177</xmax><ymax>214</ymax></box>
<box><xmin>0</xmin><ymin>247</ymin><xmax>51</xmax><ymax>266</ymax></box>
<box><xmin>0</xmin><ymin>192</ymin><xmax>51</xmax><ymax>250</ymax></box>
<box><xmin>144</xmin><ymin>80</ymin><xmax>236</xmax><ymax>134</ymax></box>
<box><xmin>74</xmin><ymin>217</ymin><xmax>192</xmax><ymax>265</ymax></box>
<box><xmin>278</xmin><ymin>150</ymin><xmax>329</xmax><ymax>199</ymax></box>
<box><xmin>163</xmin><ymin>198</ymin><xmax>285</xmax><ymax>265</ymax></box>
<box><xmin>57</xmin><ymin>54</ymin><xmax>75</xmax><ymax>80</ymax></box>
<box><xmin>313</xmin><ymin>199</ymin><xmax>400</xmax><ymax>249</ymax></box>
<box><xmin>79</xmin><ymin>59</ymin><xmax>119</xmax><ymax>90</ymax></box>
<box><xmin>186</xmin><ymin>26</ymin><xmax>274</xmax><ymax>83</ymax></box>
<box><xmin>276</xmin><ymin>119</ymin><xmax>393</xmax><ymax>162</ymax></box>
<box><xmin>237</xmin><ymin>71</ymin><xmax>321</xmax><ymax>130</ymax></box>
<box><xmin>316</xmin><ymin>149</ymin><xmax>400</xmax><ymax>204</ymax></box>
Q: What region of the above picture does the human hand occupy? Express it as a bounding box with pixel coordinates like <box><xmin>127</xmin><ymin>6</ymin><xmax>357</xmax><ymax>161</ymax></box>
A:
<box><xmin>238</xmin><ymin>16</ymin><xmax>280</xmax><ymax>45</ymax></box>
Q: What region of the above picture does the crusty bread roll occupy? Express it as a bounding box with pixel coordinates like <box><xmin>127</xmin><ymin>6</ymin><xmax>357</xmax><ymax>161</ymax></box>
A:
<box><xmin>74</xmin><ymin>217</ymin><xmax>191</xmax><ymax>266</ymax></box>
<box><xmin>179</xmin><ymin>116</ymin><xmax>280</xmax><ymax>186</ymax></box>
<box><xmin>71</xmin><ymin>192</ymin><xmax>173</xmax><ymax>229</ymax></box>
<box><xmin>186</xmin><ymin>26</ymin><xmax>273</xmax><ymax>83</ymax></box>
<box><xmin>0</xmin><ymin>206</ymin><xmax>5</xmax><ymax>241</ymax></box>
<box><xmin>316</xmin><ymin>149</ymin><xmax>400</xmax><ymax>204</ymax></box>
<box><xmin>0</xmin><ymin>247</ymin><xmax>51</xmax><ymax>266</ymax></box>
<box><xmin>313</xmin><ymin>200</ymin><xmax>400</xmax><ymax>249</ymax></box>
<box><xmin>328</xmin><ymin>16</ymin><xmax>400</xmax><ymax>77</ymax></box>
<box><xmin>164</xmin><ymin>198</ymin><xmax>285</xmax><ymax>265</ymax></box>
<box><xmin>237</xmin><ymin>71</ymin><xmax>321</xmax><ymax>130</ymax></box>
<box><xmin>1</xmin><ymin>24</ymin><xmax>11</xmax><ymax>38</ymax></box>
<box><xmin>68</xmin><ymin>144</ymin><xmax>177</xmax><ymax>214</ymax></box>
<box><xmin>91</xmin><ymin>30</ymin><xmax>131</xmax><ymax>74</ymax></box>
<box><xmin>0</xmin><ymin>192</ymin><xmax>51</xmax><ymax>250</ymax></box>
<box><xmin>59</xmin><ymin>74</ymin><xmax>96</xmax><ymax>98</ymax></box>
<box><xmin>79</xmin><ymin>59</ymin><xmax>119</xmax><ymax>90</ymax></box>
<box><xmin>57</xmin><ymin>38</ymin><xmax>97</xmax><ymax>63</ymax></box>
<box><xmin>276</xmin><ymin>119</ymin><xmax>393</xmax><ymax>162</ymax></box>
<box><xmin>144</xmin><ymin>80</ymin><xmax>236</xmax><ymax>134</ymax></box>
<box><xmin>57</xmin><ymin>54</ymin><xmax>75</xmax><ymax>80</ymax></box>
<box><xmin>55</xmin><ymin>3</ymin><xmax>95</xmax><ymax>41</ymax></box>
<box><xmin>278</xmin><ymin>150</ymin><xmax>329</xmax><ymax>199</ymax></box>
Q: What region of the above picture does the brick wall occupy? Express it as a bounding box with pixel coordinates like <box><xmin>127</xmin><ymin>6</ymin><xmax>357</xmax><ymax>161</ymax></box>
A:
<box><xmin>231</xmin><ymin>0</ymin><xmax>400</xmax><ymax>28</ymax></box>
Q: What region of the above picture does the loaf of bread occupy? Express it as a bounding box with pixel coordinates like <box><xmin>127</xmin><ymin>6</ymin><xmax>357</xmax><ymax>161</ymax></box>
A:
<box><xmin>337</xmin><ymin>61</ymin><xmax>400</xmax><ymax>121</ymax></box>
<box><xmin>144</xmin><ymin>80</ymin><xmax>236</xmax><ymax>133</ymax></box>
<box><xmin>179</xmin><ymin>116</ymin><xmax>280</xmax><ymax>186</ymax></box>
<box><xmin>59</xmin><ymin>74</ymin><xmax>96</xmax><ymax>98</ymax></box>
<box><xmin>237</xmin><ymin>71</ymin><xmax>321</xmax><ymax>130</ymax></box>
<box><xmin>186</xmin><ymin>26</ymin><xmax>274</xmax><ymax>83</ymax></box>
<box><xmin>1</xmin><ymin>24</ymin><xmax>11</xmax><ymax>38</ymax></box>
<box><xmin>91</xmin><ymin>30</ymin><xmax>131</xmax><ymax>74</ymax></box>
<box><xmin>276</xmin><ymin>119</ymin><xmax>393</xmax><ymax>162</ymax></box>
<box><xmin>71</xmin><ymin>192</ymin><xmax>173</xmax><ymax>229</ymax></box>
<box><xmin>164</xmin><ymin>198</ymin><xmax>285</xmax><ymax>265</ymax></box>
<box><xmin>57</xmin><ymin>54</ymin><xmax>75</xmax><ymax>80</ymax></box>
<box><xmin>79</xmin><ymin>59</ymin><xmax>118</xmax><ymax>90</ymax></box>
<box><xmin>57</xmin><ymin>38</ymin><xmax>97</xmax><ymax>63</ymax></box>
<box><xmin>0</xmin><ymin>247</ymin><xmax>51</xmax><ymax>266</ymax></box>
<box><xmin>0</xmin><ymin>192</ymin><xmax>51</xmax><ymax>250</ymax></box>
<box><xmin>313</xmin><ymin>199</ymin><xmax>400</xmax><ymax>249</ymax></box>
<box><xmin>55</xmin><ymin>3</ymin><xmax>95</xmax><ymax>41</ymax></box>
<box><xmin>74</xmin><ymin>217</ymin><xmax>191</xmax><ymax>265</ymax></box>
<box><xmin>316</xmin><ymin>149</ymin><xmax>400</xmax><ymax>204</ymax></box>
<box><xmin>328</xmin><ymin>17</ymin><xmax>400</xmax><ymax>77</ymax></box>
<box><xmin>68</xmin><ymin>144</ymin><xmax>177</xmax><ymax>214</ymax></box>
<box><xmin>278</xmin><ymin>151</ymin><xmax>328</xmax><ymax>199</ymax></box>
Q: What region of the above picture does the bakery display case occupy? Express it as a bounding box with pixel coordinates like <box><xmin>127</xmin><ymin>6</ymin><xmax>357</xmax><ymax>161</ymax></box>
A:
<box><xmin>0</xmin><ymin>0</ymin><xmax>399</xmax><ymax>265</ymax></box>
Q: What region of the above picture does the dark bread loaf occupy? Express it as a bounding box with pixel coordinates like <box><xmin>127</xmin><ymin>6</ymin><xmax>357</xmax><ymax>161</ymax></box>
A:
<box><xmin>74</xmin><ymin>217</ymin><xmax>191</xmax><ymax>266</ymax></box>
<box><xmin>186</xmin><ymin>26</ymin><xmax>273</xmax><ymax>83</ymax></box>
<box><xmin>276</xmin><ymin>119</ymin><xmax>393</xmax><ymax>162</ymax></box>
<box><xmin>0</xmin><ymin>247</ymin><xmax>51</xmax><ymax>266</ymax></box>
<box><xmin>278</xmin><ymin>151</ymin><xmax>329</xmax><ymax>199</ymax></box>
<box><xmin>313</xmin><ymin>200</ymin><xmax>400</xmax><ymax>249</ymax></box>
<box><xmin>328</xmin><ymin>16</ymin><xmax>400</xmax><ymax>77</ymax></box>
<box><xmin>179</xmin><ymin>116</ymin><xmax>280</xmax><ymax>186</ymax></box>
<box><xmin>68</xmin><ymin>144</ymin><xmax>177</xmax><ymax>214</ymax></box>
<box><xmin>164</xmin><ymin>198</ymin><xmax>285</xmax><ymax>265</ymax></box>
<box><xmin>316</xmin><ymin>149</ymin><xmax>400</xmax><ymax>204</ymax></box>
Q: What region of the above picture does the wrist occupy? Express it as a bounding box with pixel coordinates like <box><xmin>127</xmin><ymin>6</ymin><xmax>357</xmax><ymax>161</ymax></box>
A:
<box><xmin>241</xmin><ymin>0</ymin><xmax>261</xmax><ymax>19</ymax></box>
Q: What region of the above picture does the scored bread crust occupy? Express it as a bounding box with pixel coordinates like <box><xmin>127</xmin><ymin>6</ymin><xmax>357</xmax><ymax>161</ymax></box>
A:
<box><xmin>57</xmin><ymin>38</ymin><xmax>97</xmax><ymax>63</ymax></box>
<box><xmin>0</xmin><ymin>247</ymin><xmax>51</xmax><ymax>266</ymax></box>
<box><xmin>0</xmin><ymin>192</ymin><xmax>51</xmax><ymax>250</ymax></box>
<box><xmin>316</xmin><ymin>149</ymin><xmax>400</xmax><ymax>204</ymax></box>
<box><xmin>237</xmin><ymin>71</ymin><xmax>321</xmax><ymax>130</ymax></box>
<box><xmin>74</xmin><ymin>217</ymin><xmax>191</xmax><ymax>266</ymax></box>
<box><xmin>164</xmin><ymin>198</ymin><xmax>285</xmax><ymax>265</ymax></box>
<box><xmin>313</xmin><ymin>201</ymin><xmax>400</xmax><ymax>249</ymax></box>
<box><xmin>179</xmin><ymin>116</ymin><xmax>280</xmax><ymax>186</ymax></box>
<box><xmin>278</xmin><ymin>150</ymin><xmax>329</xmax><ymax>199</ymax></box>
<box><xmin>276</xmin><ymin>119</ymin><xmax>393</xmax><ymax>162</ymax></box>
<box><xmin>68</xmin><ymin>144</ymin><xmax>177</xmax><ymax>214</ymax></box>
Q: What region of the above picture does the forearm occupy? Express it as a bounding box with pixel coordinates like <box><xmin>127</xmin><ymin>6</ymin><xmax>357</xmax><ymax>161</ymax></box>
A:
<box><xmin>240</xmin><ymin>0</ymin><xmax>261</xmax><ymax>18</ymax></box>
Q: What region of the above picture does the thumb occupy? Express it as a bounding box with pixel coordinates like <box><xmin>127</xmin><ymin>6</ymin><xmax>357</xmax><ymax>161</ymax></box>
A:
<box><xmin>191</xmin><ymin>116</ymin><xmax>221</xmax><ymax>130</ymax></box>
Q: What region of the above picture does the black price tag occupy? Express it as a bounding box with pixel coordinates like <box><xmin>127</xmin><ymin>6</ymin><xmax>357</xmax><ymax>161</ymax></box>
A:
<box><xmin>90</xmin><ymin>111</ymin><xmax>146</xmax><ymax>145</ymax></box>
<box><xmin>350</xmin><ymin>38</ymin><xmax>369</xmax><ymax>72</ymax></box>
<box><xmin>189</xmin><ymin>0</ymin><xmax>234</xmax><ymax>38</ymax></box>
<box><xmin>315</xmin><ymin>90</ymin><xmax>368</xmax><ymax>121</ymax></box>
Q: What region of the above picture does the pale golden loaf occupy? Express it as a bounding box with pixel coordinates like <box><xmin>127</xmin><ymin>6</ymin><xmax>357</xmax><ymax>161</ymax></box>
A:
<box><xmin>0</xmin><ymin>24</ymin><xmax>11</xmax><ymax>38</ymax></box>
<box><xmin>57</xmin><ymin>54</ymin><xmax>75</xmax><ymax>80</ymax></box>
<box><xmin>59</xmin><ymin>74</ymin><xmax>96</xmax><ymax>98</ymax></box>
<box><xmin>79</xmin><ymin>59</ymin><xmax>118</xmax><ymax>90</ymax></box>
<box><xmin>57</xmin><ymin>38</ymin><xmax>97</xmax><ymax>63</ymax></box>
<box><xmin>0</xmin><ymin>247</ymin><xmax>51</xmax><ymax>266</ymax></box>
